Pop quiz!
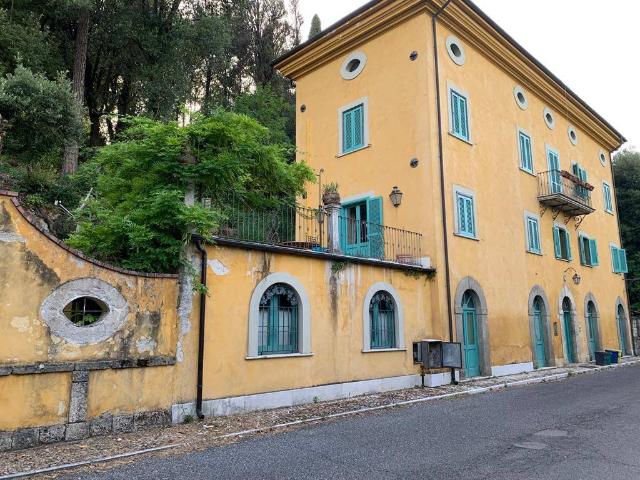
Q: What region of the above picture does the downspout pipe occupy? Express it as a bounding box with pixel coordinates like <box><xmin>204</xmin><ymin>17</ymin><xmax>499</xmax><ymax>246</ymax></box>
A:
<box><xmin>431</xmin><ymin>0</ymin><xmax>458</xmax><ymax>384</ymax></box>
<box><xmin>193</xmin><ymin>235</ymin><xmax>208</xmax><ymax>419</ymax></box>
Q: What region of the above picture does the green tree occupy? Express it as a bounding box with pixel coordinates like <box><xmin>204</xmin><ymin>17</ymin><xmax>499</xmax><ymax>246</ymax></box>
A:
<box><xmin>308</xmin><ymin>14</ymin><xmax>321</xmax><ymax>39</ymax></box>
<box><xmin>233</xmin><ymin>85</ymin><xmax>294</xmax><ymax>145</ymax></box>
<box><xmin>0</xmin><ymin>66</ymin><xmax>82</xmax><ymax>160</ymax></box>
<box><xmin>613</xmin><ymin>149</ymin><xmax>640</xmax><ymax>311</ymax></box>
<box><xmin>66</xmin><ymin>112</ymin><xmax>314</xmax><ymax>273</ymax></box>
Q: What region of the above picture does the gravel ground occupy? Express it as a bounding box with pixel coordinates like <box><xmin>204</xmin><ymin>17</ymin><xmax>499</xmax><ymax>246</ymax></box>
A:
<box><xmin>1</xmin><ymin>359</ymin><xmax>637</xmax><ymax>479</ymax></box>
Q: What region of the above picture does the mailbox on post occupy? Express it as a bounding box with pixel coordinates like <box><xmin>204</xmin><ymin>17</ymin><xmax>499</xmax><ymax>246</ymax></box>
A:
<box><xmin>413</xmin><ymin>340</ymin><xmax>462</xmax><ymax>370</ymax></box>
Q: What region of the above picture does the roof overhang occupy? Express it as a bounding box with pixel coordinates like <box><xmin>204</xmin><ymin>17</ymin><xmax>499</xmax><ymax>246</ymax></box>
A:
<box><xmin>274</xmin><ymin>0</ymin><xmax>626</xmax><ymax>151</ymax></box>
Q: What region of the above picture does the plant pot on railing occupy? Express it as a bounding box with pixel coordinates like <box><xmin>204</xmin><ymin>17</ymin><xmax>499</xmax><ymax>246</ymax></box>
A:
<box><xmin>322</xmin><ymin>182</ymin><xmax>341</xmax><ymax>206</ymax></box>
<box><xmin>559</xmin><ymin>170</ymin><xmax>594</xmax><ymax>191</ymax></box>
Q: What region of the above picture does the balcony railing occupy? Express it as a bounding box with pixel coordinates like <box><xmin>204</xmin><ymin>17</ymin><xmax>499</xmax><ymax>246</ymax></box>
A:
<box><xmin>214</xmin><ymin>203</ymin><xmax>328</xmax><ymax>252</ymax></box>
<box><xmin>338</xmin><ymin>215</ymin><xmax>423</xmax><ymax>265</ymax></box>
<box><xmin>538</xmin><ymin>170</ymin><xmax>595</xmax><ymax>216</ymax></box>
<box><xmin>212</xmin><ymin>202</ymin><xmax>424</xmax><ymax>266</ymax></box>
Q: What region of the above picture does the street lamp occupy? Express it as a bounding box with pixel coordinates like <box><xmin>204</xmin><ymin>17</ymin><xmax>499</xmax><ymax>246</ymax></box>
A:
<box><xmin>563</xmin><ymin>267</ymin><xmax>581</xmax><ymax>285</ymax></box>
<box><xmin>389</xmin><ymin>186</ymin><xmax>403</xmax><ymax>208</ymax></box>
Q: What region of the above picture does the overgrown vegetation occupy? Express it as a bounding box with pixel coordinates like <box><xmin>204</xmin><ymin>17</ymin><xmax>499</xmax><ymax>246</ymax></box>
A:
<box><xmin>65</xmin><ymin>113</ymin><xmax>314</xmax><ymax>273</ymax></box>
<box><xmin>0</xmin><ymin>1</ymin><xmax>323</xmax><ymax>272</ymax></box>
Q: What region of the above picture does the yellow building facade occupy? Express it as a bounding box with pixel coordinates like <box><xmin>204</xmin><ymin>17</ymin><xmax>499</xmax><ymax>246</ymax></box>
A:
<box><xmin>275</xmin><ymin>0</ymin><xmax>630</xmax><ymax>377</ymax></box>
<box><xmin>0</xmin><ymin>0</ymin><xmax>632</xmax><ymax>452</ymax></box>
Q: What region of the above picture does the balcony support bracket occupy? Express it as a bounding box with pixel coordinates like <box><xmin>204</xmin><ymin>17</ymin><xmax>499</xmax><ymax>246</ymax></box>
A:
<box><xmin>539</xmin><ymin>206</ymin><xmax>547</xmax><ymax>218</ymax></box>
<box><xmin>552</xmin><ymin>208</ymin><xmax>561</xmax><ymax>221</ymax></box>
<box><xmin>575</xmin><ymin>215</ymin><xmax>586</xmax><ymax>230</ymax></box>
<box><xmin>563</xmin><ymin>213</ymin><xmax>573</xmax><ymax>225</ymax></box>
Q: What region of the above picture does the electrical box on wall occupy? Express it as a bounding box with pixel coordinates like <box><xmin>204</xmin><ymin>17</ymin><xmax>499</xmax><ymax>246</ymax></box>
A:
<box><xmin>413</xmin><ymin>340</ymin><xmax>462</xmax><ymax>370</ymax></box>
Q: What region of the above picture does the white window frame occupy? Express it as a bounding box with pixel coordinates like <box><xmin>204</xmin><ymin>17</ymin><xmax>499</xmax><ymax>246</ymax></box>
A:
<box><xmin>362</xmin><ymin>282</ymin><xmax>405</xmax><ymax>352</ymax></box>
<box><xmin>247</xmin><ymin>272</ymin><xmax>312</xmax><ymax>359</ymax></box>
<box><xmin>524</xmin><ymin>211</ymin><xmax>542</xmax><ymax>255</ymax></box>
<box><xmin>453</xmin><ymin>185</ymin><xmax>478</xmax><ymax>240</ymax></box>
<box><xmin>337</xmin><ymin>97</ymin><xmax>369</xmax><ymax>157</ymax></box>
<box><xmin>603</xmin><ymin>181</ymin><xmax>614</xmax><ymax>214</ymax></box>
<box><xmin>517</xmin><ymin>127</ymin><xmax>535</xmax><ymax>175</ymax></box>
<box><xmin>447</xmin><ymin>82</ymin><xmax>473</xmax><ymax>144</ymax></box>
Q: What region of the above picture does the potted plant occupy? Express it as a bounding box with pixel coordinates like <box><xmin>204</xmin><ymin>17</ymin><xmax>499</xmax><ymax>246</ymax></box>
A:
<box><xmin>322</xmin><ymin>182</ymin><xmax>341</xmax><ymax>205</ymax></box>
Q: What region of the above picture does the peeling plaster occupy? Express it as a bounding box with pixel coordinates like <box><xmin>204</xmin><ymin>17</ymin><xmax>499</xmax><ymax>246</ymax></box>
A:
<box><xmin>10</xmin><ymin>316</ymin><xmax>30</xmax><ymax>333</ymax></box>
<box><xmin>176</xmin><ymin>247</ymin><xmax>196</xmax><ymax>363</ymax></box>
<box><xmin>0</xmin><ymin>232</ymin><xmax>25</xmax><ymax>243</ymax></box>
<box><xmin>208</xmin><ymin>259</ymin><xmax>229</xmax><ymax>276</ymax></box>
<box><xmin>136</xmin><ymin>337</ymin><xmax>157</xmax><ymax>353</ymax></box>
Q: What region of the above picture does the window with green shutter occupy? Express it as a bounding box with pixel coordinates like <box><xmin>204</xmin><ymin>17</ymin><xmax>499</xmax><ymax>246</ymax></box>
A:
<box><xmin>519</xmin><ymin>131</ymin><xmax>533</xmax><ymax>173</ymax></box>
<box><xmin>579</xmin><ymin>234</ymin><xmax>599</xmax><ymax>267</ymax></box>
<box><xmin>611</xmin><ymin>246</ymin><xmax>628</xmax><ymax>274</ymax></box>
<box><xmin>572</xmin><ymin>163</ymin><xmax>589</xmax><ymax>201</ymax></box>
<box><xmin>553</xmin><ymin>225</ymin><xmax>572</xmax><ymax>261</ymax></box>
<box><xmin>341</xmin><ymin>103</ymin><xmax>365</xmax><ymax>154</ymax></box>
<box><xmin>450</xmin><ymin>89</ymin><xmax>470</xmax><ymax>141</ymax></box>
<box><xmin>525</xmin><ymin>215</ymin><xmax>541</xmax><ymax>254</ymax></box>
<box><xmin>603</xmin><ymin>183</ymin><xmax>613</xmax><ymax>213</ymax></box>
<box><xmin>456</xmin><ymin>192</ymin><xmax>476</xmax><ymax>238</ymax></box>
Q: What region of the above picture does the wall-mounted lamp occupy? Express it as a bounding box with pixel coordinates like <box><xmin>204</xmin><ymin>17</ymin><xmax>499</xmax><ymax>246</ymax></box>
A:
<box><xmin>389</xmin><ymin>186</ymin><xmax>403</xmax><ymax>208</ymax></box>
<box><xmin>563</xmin><ymin>267</ymin><xmax>581</xmax><ymax>286</ymax></box>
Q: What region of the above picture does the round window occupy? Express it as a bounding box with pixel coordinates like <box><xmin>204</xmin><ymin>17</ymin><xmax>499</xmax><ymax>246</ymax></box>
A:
<box><xmin>568</xmin><ymin>126</ymin><xmax>578</xmax><ymax>146</ymax></box>
<box><xmin>446</xmin><ymin>36</ymin><xmax>466</xmax><ymax>66</ymax></box>
<box><xmin>513</xmin><ymin>85</ymin><xmax>528</xmax><ymax>110</ymax></box>
<box><xmin>543</xmin><ymin>107</ymin><xmax>555</xmax><ymax>130</ymax></box>
<box><xmin>340</xmin><ymin>52</ymin><xmax>367</xmax><ymax>80</ymax></box>
<box><xmin>599</xmin><ymin>150</ymin><xmax>608</xmax><ymax>166</ymax></box>
<box><xmin>40</xmin><ymin>278</ymin><xmax>129</xmax><ymax>345</ymax></box>
<box><xmin>63</xmin><ymin>297</ymin><xmax>108</xmax><ymax>326</ymax></box>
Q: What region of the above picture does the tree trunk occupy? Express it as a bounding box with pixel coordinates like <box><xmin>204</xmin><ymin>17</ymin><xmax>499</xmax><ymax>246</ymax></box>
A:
<box><xmin>62</xmin><ymin>7</ymin><xmax>90</xmax><ymax>176</ymax></box>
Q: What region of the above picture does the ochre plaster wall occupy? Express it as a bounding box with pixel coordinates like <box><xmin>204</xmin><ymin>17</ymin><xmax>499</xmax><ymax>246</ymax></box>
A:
<box><xmin>200</xmin><ymin>246</ymin><xmax>435</xmax><ymax>400</ymax></box>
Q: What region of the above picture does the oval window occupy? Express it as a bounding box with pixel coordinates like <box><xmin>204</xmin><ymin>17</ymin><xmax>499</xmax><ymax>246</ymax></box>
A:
<box><xmin>599</xmin><ymin>150</ymin><xmax>608</xmax><ymax>166</ymax></box>
<box><xmin>543</xmin><ymin>107</ymin><xmax>555</xmax><ymax>130</ymax></box>
<box><xmin>446</xmin><ymin>36</ymin><xmax>466</xmax><ymax>66</ymax></box>
<box><xmin>568</xmin><ymin>126</ymin><xmax>578</xmax><ymax>146</ymax></box>
<box><xmin>513</xmin><ymin>85</ymin><xmax>528</xmax><ymax>110</ymax></box>
<box><xmin>340</xmin><ymin>52</ymin><xmax>367</xmax><ymax>80</ymax></box>
<box><xmin>63</xmin><ymin>297</ymin><xmax>108</xmax><ymax>326</ymax></box>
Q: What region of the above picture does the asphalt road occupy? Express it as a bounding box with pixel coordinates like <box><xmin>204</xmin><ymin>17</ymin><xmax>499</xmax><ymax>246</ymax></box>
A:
<box><xmin>66</xmin><ymin>365</ymin><xmax>640</xmax><ymax>480</ymax></box>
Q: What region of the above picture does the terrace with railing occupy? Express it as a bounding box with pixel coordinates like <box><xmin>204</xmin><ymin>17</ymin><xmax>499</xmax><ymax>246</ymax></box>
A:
<box><xmin>212</xmin><ymin>202</ymin><xmax>425</xmax><ymax>267</ymax></box>
<box><xmin>538</xmin><ymin>170</ymin><xmax>595</xmax><ymax>216</ymax></box>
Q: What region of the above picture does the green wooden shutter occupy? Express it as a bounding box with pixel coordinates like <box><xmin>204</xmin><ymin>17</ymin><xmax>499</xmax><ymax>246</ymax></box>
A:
<box><xmin>457</xmin><ymin>194</ymin><xmax>467</xmax><ymax>233</ymax></box>
<box><xmin>612</xmin><ymin>246</ymin><xmax>621</xmax><ymax>273</ymax></box>
<box><xmin>353</xmin><ymin>105</ymin><xmax>364</xmax><ymax>149</ymax></box>
<box><xmin>619</xmin><ymin>249</ymin><xmax>628</xmax><ymax>273</ymax></box>
<box><xmin>459</xmin><ymin>95</ymin><xmax>469</xmax><ymax>139</ymax></box>
<box><xmin>367</xmin><ymin>196</ymin><xmax>384</xmax><ymax>259</ymax></box>
<box><xmin>566</xmin><ymin>230</ymin><xmax>572</xmax><ymax>261</ymax></box>
<box><xmin>338</xmin><ymin>207</ymin><xmax>347</xmax><ymax>252</ymax></box>
<box><xmin>589</xmin><ymin>239</ymin><xmax>599</xmax><ymax>266</ymax></box>
<box><xmin>342</xmin><ymin>110</ymin><xmax>353</xmax><ymax>153</ymax></box>
<box><xmin>451</xmin><ymin>91</ymin><xmax>469</xmax><ymax>140</ymax></box>
<box><xmin>553</xmin><ymin>226</ymin><xmax>561</xmax><ymax>259</ymax></box>
<box><xmin>579</xmin><ymin>235</ymin><xmax>587</xmax><ymax>265</ymax></box>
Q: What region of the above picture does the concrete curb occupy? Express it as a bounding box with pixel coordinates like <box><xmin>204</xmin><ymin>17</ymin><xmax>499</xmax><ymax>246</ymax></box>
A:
<box><xmin>3</xmin><ymin>359</ymin><xmax>638</xmax><ymax>479</ymax></box>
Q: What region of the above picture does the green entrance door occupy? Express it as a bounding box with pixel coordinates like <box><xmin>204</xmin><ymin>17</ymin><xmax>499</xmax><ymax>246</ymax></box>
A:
<box><xmin>586</xmin><ymin>301</ymin><xmax>598</xmax><ymax>361</ymax></box>
<box><xmin>617</xmin><ymin>305</ymin><xmax>629</xmax><ymax>356</ymax></box>
<box><xmin>562</xmin><ymin>298</ymin><xmax>576</xmax><ymax>363</ymax></box>
<box><xmin>533</xmin><ymin>297</ymin><xmax>547</xmax><ymax>368</ymax></box>
<box><xmin>462</xmin><ymin>291</ymin><xmax>481</xmax><ymax>377</ymax></box>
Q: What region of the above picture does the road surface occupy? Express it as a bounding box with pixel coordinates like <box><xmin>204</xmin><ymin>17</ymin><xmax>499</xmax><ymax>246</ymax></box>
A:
<box><xmin>65</xmin><ymin>364</ymin><xmax>640</xmax><ymax>479</ymax></box>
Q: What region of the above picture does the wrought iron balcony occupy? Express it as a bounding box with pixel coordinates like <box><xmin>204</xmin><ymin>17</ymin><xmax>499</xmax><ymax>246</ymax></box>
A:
<box><xmin>211</xmin><ymin>202</ymin><xmax>424</xmax><ymax>267</ymax></box>
<box><xmin>538</xmin><ymin>170</ymin><xmax>595</xmax><ymax>216</ymax></box>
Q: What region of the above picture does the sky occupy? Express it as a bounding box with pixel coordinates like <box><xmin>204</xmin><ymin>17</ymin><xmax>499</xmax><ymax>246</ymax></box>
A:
<box><xmin>298</xmin><ymin>0</ymin><xmax>639</xmax><ymax>151</ymax></box>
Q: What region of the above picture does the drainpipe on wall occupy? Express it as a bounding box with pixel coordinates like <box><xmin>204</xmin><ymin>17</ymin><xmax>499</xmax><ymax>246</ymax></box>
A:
<box><xmin>431</xmin><ymin>0</ymin><xmax>458</xmax><ymax>384</ymax></box>
<box><xmin>193</xmin><ymin>235</ymin><xmax>208</xmax><ymax>419</ymax></box>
